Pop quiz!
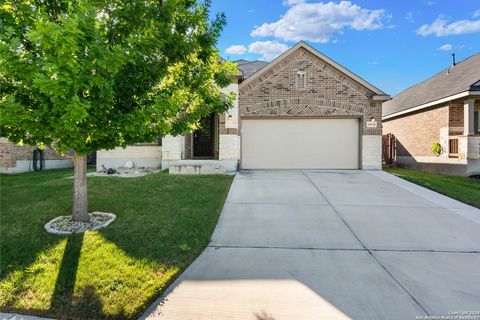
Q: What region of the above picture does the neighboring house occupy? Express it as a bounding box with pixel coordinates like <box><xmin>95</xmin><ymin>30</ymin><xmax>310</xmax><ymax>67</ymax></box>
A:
<box><xmin>383</xmin><ymin>53</ymin><xmax>480</xmax><ymax>176</ymax></box>
<box><xmin>98</xmin><ymin>41</ymin><xmax>390</xmax><ymax>173</ymax></box>
<box><xmin>0</xmin><ymin>138</ymin><xmax>73</xmax><ymax>174</ymax></box>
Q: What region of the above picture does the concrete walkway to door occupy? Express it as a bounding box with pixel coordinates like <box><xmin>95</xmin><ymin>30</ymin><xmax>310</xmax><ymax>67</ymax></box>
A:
<box><xmin>141</xmin><ymin>170</ymin><xmax>480</xmax><ymax>320</ymax></box>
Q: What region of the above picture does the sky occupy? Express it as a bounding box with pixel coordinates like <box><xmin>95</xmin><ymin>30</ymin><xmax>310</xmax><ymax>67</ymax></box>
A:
<box><xmin>209</xmin><ymin>0</ymin><xmax>480</xmax><ymax>96</ymax></box>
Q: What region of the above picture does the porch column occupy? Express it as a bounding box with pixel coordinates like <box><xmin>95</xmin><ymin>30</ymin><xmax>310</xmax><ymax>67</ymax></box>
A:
<box><xmin>464</xmin><ymin>99</ymin><xmax>475</xmax><ymax>135</ymax></box>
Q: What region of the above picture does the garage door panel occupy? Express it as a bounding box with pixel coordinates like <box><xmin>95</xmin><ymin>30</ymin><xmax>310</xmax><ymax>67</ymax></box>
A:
<box><xmin>241</xmin><ymin>119</ymin><xmax>359</xmax><ymax>169</ymax></box>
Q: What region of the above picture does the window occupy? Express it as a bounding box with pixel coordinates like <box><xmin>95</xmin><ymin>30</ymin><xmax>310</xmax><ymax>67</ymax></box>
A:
<box><xmin>475</xmin><ymin>110</ymin><xmax>480</xmax><ymax>133</ymax></box>
<box><xmin>296</xmin><ymin>71</ymin><xmax>306</xmax><ymax>90</ymax></box>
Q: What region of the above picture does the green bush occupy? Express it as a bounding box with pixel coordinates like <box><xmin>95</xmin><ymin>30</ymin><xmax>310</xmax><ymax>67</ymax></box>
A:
<box><xmin>431</xmin><ymin>142</ymin><xmax>442</xmax><ymax>156</ymax></box>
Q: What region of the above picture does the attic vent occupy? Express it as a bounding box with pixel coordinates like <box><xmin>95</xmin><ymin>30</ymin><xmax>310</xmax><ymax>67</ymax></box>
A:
<box><xmin>296</xmin><ymin>71</ymin><xmax>306</xmax><ymax>90</ymax></box>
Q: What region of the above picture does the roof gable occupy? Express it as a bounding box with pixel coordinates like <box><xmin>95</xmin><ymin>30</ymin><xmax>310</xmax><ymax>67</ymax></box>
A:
<box><xmin>239</xmin><ymin>41</ymin><xmax>387</xmax><ymax>97</ymax></box>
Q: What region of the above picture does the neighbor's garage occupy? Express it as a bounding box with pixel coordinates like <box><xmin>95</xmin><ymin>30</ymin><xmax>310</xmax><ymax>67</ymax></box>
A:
<box><xmin>241</xmin><ymin>118</ymin><xmax>359</xmax><ymax>169</ymax></box>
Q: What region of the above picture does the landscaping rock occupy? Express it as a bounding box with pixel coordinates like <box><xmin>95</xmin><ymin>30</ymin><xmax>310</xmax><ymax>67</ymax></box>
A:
<box><xmin>124</xmin><ymin>160</ymin><xmax>134</xmax><ymax>169</ymax></box>
<box><xmin>44</xmin><ymin>212</ymin><xmax>116</xmax><ymax>235</ymax></box>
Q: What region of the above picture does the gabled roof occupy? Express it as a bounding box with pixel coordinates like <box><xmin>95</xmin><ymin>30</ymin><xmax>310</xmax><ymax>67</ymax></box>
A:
<box><xmin>238</xmin><ymin>41</ymin><xmax>388</xmax><ymax>98</ymax></box>
<box><xmin>383</xmin><ymin>53</ymin><xmax>480</xmax><ymax>119</ymax></box>
<box><xmin>235</xmin><ymin>60</ymin><xmax>269</xmax><ymax>79</ymax></box>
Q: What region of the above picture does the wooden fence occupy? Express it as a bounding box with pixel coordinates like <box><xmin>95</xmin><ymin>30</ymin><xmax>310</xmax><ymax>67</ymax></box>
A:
<box><xmin>382</xmin><ymin>133</ymin><xmax>396</xmax><ymax>166</ymax></box>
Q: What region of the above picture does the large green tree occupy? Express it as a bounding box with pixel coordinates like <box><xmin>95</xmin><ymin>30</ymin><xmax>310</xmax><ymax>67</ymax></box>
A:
<box><xmin>0</xmin><ymin>0</ymin><xmax>236</xmax><ymax>222</ymax></box>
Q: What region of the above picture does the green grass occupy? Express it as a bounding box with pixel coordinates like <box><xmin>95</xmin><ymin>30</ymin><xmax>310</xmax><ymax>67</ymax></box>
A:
<box><xmin>0</xmin><ymin>168</ymin><xmax>233</xmax><ymax>319</ymax></box>
<box><xmin>384</xmin><ymin>167</ymin><xmax>480</xmax><ymax>208</ymax></box>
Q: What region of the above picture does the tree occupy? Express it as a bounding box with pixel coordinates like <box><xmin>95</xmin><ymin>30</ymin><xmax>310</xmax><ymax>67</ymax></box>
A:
<box><xmin>0</xmin><ymin>0</ymin><xmax>236</xmax><ymax>222</ymax></box>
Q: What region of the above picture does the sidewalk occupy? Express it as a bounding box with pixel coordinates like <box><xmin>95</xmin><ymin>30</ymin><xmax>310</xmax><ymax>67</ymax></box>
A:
<box><xmin>0</xmin><ymin>312</ymin><xmax>54</xmax><ymax>320</ymax></box>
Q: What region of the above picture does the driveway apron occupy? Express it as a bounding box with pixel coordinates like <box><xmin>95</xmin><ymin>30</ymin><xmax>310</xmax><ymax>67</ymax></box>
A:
<box><xmin>141</xmin><ymin>170</ymin><xmax>480</xmax><ymax>320</ymax></box>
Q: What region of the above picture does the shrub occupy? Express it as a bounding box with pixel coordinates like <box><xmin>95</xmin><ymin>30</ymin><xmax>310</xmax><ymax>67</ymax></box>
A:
<box><xmin>431</xmin><ymin>142</ymin><xmax>442</xmax><ymax>156</ymax></box>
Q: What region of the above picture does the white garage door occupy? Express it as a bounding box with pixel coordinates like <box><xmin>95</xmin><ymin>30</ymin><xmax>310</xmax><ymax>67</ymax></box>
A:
<box><xmin>241</xmin><ymin>118</ymin><xmax>359</xmax><ymax>169</ymax></box>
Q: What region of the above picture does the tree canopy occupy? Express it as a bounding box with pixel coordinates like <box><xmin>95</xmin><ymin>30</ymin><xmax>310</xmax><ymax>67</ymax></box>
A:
<box><xmin>0</xmin><ymin>0</ymin><xmax>237</xmax><ymax>222</ymax></box>
<box><xmin>0</xmin><ymin>0</ymin><xmax>237</xmax><ymax>155</ymax></box>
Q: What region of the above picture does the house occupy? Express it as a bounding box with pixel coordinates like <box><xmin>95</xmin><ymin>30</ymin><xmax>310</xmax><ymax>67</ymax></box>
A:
<box><xmin>382</xmin><ymin>53</ymin><xmax>480</xmax><ymax>176</ymax></box>
<box><xmin>0</xmin><ymin>138</ymin><xmax>73</xmax><ymax>173</ymax></box>
<box><xmin>97</xmin><ymin>41</ymin><xmax>390</xmax><ymax>173</ymax></box>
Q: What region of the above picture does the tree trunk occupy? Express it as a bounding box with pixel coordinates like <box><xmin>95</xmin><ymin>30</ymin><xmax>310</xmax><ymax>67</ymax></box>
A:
<box><xmin>72</xmin><ymin>153</ymin><xmax>90</xmax><ymax>222</ymax></box>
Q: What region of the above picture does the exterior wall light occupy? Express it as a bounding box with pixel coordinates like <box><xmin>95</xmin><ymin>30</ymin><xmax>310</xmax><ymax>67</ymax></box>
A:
<box><xmin>367</xmin><ymin>117</ymin><xmax>378</xmax><ymax>128</ymax></box>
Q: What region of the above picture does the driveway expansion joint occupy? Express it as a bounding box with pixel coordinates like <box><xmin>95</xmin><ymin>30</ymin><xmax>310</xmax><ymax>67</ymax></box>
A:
<box><xmin>301</xmin><ymin>170</ymin><xmax>432</xmax><ymax>317</ymax></box>
<box><xmin>225</xmin><ymin>201</ymin><xmax>332</xmax><ymax>206</ymax></box>
<box><xmin>208</xmin><ymin>245</ymin><xmax>366</xmax><ymax>251</ymax></box>
<box><xmin>208</xmin><ymin>245</ymin><xmax>480</xmax><ymax>254</ymax></box>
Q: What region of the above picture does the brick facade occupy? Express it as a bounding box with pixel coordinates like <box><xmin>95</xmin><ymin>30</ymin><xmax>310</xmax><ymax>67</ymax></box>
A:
<box><xmin>382</xmin><ymin>99</ymin><xmax>480</xmax><ymax>157</ymax></box>
<box><xmin>383</xmin><ymin>106</ymin><xmax>449</xmax><ymax>156</ymax></box>
<box><xmin>238</xmin><ymin>47</ymin><xmax>382</xmax><ymax>135</ymax></box>
<box><xmin>163</xmin><ymin>42</ymin><xmax>386</xmax><ymax>171</ymax></box>
<box><xmin>449</xmin><ymin>101</ymin><xmax>464</xmax><ymax>135</ymax></box>
<box><xmin>0</xmin><ymin>138</ymin><xmax>68</xmax><ymax>169</ymax></box>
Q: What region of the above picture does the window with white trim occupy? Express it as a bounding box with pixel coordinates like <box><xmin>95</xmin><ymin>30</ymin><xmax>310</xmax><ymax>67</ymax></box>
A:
<box><xmin>296</xmin><ymin>71</ymin><xmax>306</xmax><ymax>90</ymax></box>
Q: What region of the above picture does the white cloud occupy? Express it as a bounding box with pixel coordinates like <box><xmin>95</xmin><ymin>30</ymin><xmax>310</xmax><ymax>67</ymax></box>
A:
<box><xmin>437</xmin><ymin>43</ymin><xmax>452</xmax><ymax>51</ymax></box>
<box><xmin>405</xmin><ymin>12</ymin><xmax>414</xmax><ymax>23</ymax></box>
<box><xmin>283</xmin><ymin>0</ymin><xmax>305</xmax><ymax>6</ymax></box>
<box><xmin>427</xmin><ymin>1</ymin><xmax>435</xmax><ymax>5</ymax></box>
<box><xmin>417</xmin><ymin>16</ymin><xmax>480</xmax><ymax>36</ymax></box>
<box><xmin>474</xmin><ymin>9</ymin><xmax>480</xmax><ymax>18</ymax></box>
<box><xmin>368</xmin><ymin>61</ymin><xmax>378</xmax><ymax>65</ymax></box>
<box><xmin>225</xmin><ymin>45</ymin><xmax>247</xmax><ymax>55</ymax></box>
<box><xmin>251</xmin><ymin>1</ymin><xmax>386</xmax><ymax>43</ymax></box>
<box><xmin>247</xmin><ymin>41</ymin><xmax>290</xmax><ymax>60</ymax></box>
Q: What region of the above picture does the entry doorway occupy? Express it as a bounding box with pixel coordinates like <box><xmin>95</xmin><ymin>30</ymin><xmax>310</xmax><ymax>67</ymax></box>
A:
<box><xmin>193</xmin><ymin>114</ymin><xmax>217</xmax><ymax>158</ymax></box>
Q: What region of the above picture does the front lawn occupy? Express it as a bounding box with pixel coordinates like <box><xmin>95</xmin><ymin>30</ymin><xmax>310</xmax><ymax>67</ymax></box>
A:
<box><xmin>0</xmin><ymin>169</ymin><xmax>233</xmax><ymax>319</ymax></box>
<box><xmin>384</xmin><ymin>167</ymin><xmax>480</xmax><ymax>208</ymax></box>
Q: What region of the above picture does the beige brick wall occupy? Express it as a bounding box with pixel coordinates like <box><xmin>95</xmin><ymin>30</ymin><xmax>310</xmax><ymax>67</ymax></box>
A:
<box><xmin>449</xmin><ymin>101</ymin><xmax>464</xmax><ymax>133</ymax></box>
<box><xmin>449</xmin><ymin>100</ymin><xmax>480</xmax><ymax>134</ymax></box>
<box><xmin>0</xmin><ymin>139</ymin><xmax>14</xmax><ymax>167</ymax></box>
<box><xmin>383</xmin><ymin>99</ymin><xmax>480</xmax><ymax>158</ymax></box>
<box><xmin>383</xmin><ymin>105</ymin><xmax>449</xmax><ymax>156</ymax></box>
<box><xmin>0</xmin><ymin>138</ymin><xmax>67</xmax><ymax>168</ymax></box>
<box><xmin>238</xmin><ymin>47</ymin><xmax>382</xmax><ymax>135</ymax></box>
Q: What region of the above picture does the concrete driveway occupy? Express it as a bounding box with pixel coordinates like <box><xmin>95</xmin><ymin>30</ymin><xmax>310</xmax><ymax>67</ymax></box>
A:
<box><xmin>141</xmin><ymin>170</ymin><xmax>480</xmax><ymax>320</ymax></box>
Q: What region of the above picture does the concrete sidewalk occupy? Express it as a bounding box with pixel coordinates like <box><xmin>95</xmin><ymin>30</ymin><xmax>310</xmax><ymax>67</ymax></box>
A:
<box><xmin>0</xmin><ymin>313</ymin><xmax>54</xmax><ymax>320</ymax></box>
<box><xmin>141</xmin><ymin>170</ymin><xmax>480</xmax><ymax>320</ymax></box>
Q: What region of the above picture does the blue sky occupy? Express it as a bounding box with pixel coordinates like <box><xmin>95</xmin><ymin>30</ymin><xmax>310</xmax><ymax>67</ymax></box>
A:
<box><xmin>209</xmin><ymin>0</ymin><xmax>480</xmax><ymax>95</ymax></box>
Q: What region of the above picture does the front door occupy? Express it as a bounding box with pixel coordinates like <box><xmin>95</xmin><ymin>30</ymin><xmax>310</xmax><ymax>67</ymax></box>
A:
<box><xmin>193</xmin><ymin>114</ymin><xmax>215</xmax><ymax>158</ymax></box>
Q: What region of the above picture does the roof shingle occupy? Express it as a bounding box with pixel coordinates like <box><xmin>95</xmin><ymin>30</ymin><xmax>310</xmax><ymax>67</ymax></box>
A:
<box><xmin>235</xmin><ymin>60</ymin><xmax>269</xmax><ymax>79</ymax></box>
<box><xmin>383</xmin><ymin>53</ymin><xmax>480</xmax><ymax>117</ymax></box>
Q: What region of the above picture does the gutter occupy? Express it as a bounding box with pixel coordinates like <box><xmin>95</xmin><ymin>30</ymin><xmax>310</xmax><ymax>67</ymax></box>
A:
<box><xmin>382</xmin><ymin>90</ymin><xmax>480</xmax><ymax>121</ymax></box>
<box><xmin>372</xmin><ymin>94</ymin><xmax>391</xmax><ymax>102</ymax></box>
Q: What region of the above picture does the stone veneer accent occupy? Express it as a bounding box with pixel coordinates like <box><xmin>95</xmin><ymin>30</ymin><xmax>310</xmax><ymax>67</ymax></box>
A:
<box><xmin>238</xmin><ymin>47</ymin><xmax>382</xmax><ymax>136</ymax></box>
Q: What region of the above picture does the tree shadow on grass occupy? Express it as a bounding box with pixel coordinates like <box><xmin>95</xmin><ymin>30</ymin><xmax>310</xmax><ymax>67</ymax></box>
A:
<box><xmin>49</xmin><ymin>234</ymin><xmax>104</xmax><ymax>319</ymax></box>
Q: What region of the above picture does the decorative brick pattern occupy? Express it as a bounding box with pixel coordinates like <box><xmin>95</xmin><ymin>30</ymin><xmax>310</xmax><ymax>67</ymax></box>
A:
<box><xmin>242</xmin><ymin>98</ymin><xmax>364</xmax><ymax>117</ymax></box>
<box><xmin>239</xmin><ymin>48</ymin><xmax>373</xmax><ymax>98</ymax></box>
<box><xmin>238</xmin><ymin>47</ymin><xmax>381</xmax><ymax>135</ymax></box>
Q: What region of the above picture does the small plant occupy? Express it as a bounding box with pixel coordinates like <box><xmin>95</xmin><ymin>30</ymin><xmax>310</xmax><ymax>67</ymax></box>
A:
<box><xmin>179</xmin><ymin>243</ymin><xmax>191</xmax><ymax>253</ymax></box>
<box><xmin>431</xmin><ymin>142</ymin><xmax>442</xmax><ymax>156</ymax></box>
